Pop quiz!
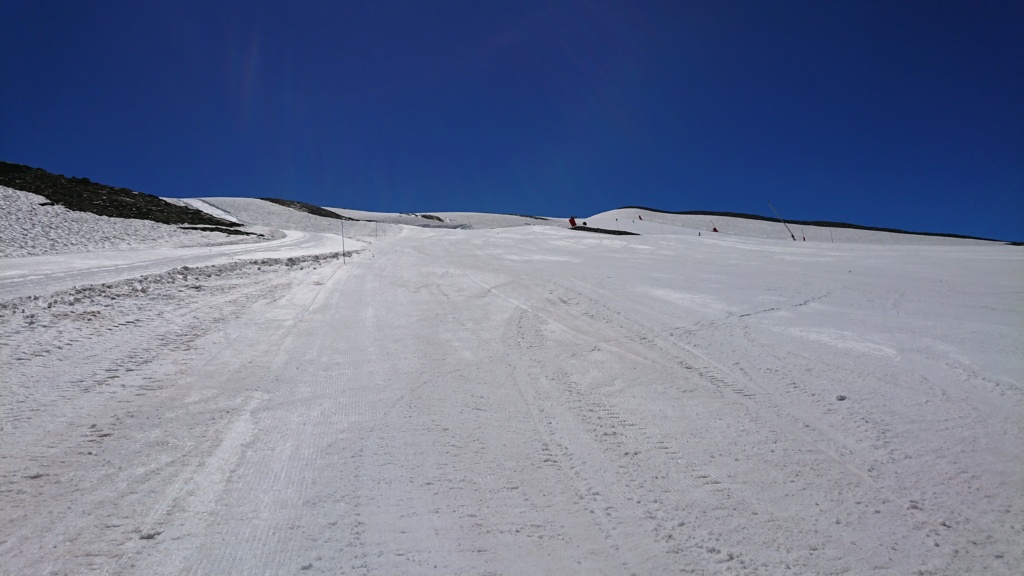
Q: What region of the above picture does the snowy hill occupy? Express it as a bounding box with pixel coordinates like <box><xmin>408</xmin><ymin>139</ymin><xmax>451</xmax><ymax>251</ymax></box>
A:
<box><xmin>584</xmin><ymin>207</ymin><xmax>1007</xmax><ymax>245</ymax></box>
<box><xmin>1</xmin><ymin>184</ymin><xmax>1021</xmax><ymax>575</ymax></box>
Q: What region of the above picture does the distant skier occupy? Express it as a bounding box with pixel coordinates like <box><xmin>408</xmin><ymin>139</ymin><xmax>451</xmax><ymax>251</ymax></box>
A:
<box><xmin>569</xmin><ymin>216</ymin><xmax>577</xmax><ymax>228</ymax></box>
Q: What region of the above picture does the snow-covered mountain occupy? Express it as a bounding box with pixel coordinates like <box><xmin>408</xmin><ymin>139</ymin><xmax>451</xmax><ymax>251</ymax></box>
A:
<box><xmin>1</xmin><ymin>185</ymin><xmax>1021</xmax><ymax>575</ymax></box>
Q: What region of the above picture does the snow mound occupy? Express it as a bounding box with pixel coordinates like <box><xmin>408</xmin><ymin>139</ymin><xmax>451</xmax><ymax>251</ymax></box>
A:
<box><xmin>0</xmin><ymin>186</ymin><xmax>260</xmax><ymax>258</ymax></box>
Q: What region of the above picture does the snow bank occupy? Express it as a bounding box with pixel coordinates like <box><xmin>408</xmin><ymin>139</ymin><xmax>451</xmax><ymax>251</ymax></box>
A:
<box><xmin>0</xmin><ymin>186</ymin><xmax>260</xmax><ymax>258</ymax></box>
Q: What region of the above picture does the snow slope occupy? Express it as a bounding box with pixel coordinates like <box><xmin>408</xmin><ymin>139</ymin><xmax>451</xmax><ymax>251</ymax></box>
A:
<box><xmin>0</xmin><ymin>186</ymin><xmax>264</xmax><ymax>258</ymax></box>
<box><xmin>163</xmin><ymin>198</ymin><xmax>242</xmax><ymax>224</ymax></box>
<box><xmin>1</xmin><ymin>189</ymin><xmax>363</xmax><ymax>298</ymax></box>
<box><xmin>328</xmin><ymin>208</ymin><xmax>568</xmax><ymax>231</ymax></box>
<box><xmin>202</xmin><ymin>197</ymin><xmax>568</xmax><ymax>231</ymax></box>
<box><xmin>1</xmin><ymin>190</ymin><xmax>1021</xmax><ymax>575</ymax></box>
<box><xmin>587</xmin><ymin>208</ymin><xmax>1006</xmax><ymax>245</ymax></box>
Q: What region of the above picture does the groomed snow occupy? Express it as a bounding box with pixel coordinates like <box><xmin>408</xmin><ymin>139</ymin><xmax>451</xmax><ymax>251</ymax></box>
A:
<box><xmin>1</xmin><ymin>188</ymin><xmax>1021</xmax><ymax>575</ymax></box>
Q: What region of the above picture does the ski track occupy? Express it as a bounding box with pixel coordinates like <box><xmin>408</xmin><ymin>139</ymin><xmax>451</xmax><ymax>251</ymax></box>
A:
<box><xmin>1</xmin><ymin>224</ymin><xmax>1021</xmax><ymax>575</ymax></box>
<box><xmin>0</xmin><ymin>229</ymin><xmax>355</xmax><ymax>300</ymax></box>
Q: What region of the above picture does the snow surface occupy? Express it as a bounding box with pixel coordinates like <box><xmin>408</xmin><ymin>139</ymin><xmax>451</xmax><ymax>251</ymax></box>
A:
<box><xmin>163</xmin><ymin>198</ymin><xmax>242</xmax><ymax>224</ymax></box>
<box><xmin>201</xmin><ymin>198</ymin><xmax>569</xmax><ymax>231</ymax></box>
<box><xmin>1</xmin><ymin>186</ymin><xmax>1022</xmax><ymax>575</ymax></box>
<box><xmin>588</xmin><ymin>208</ymin><xmax>1007</xmax><ymax>245</ymax></box>
<box><xmin>0</xmin><ymin>186</ymin><xmax>265</xmax><ymax>258</ymax></box>
<box><xmin>329</xmin><ymin>208</ymin><xmax>569</xmax><ymax>231</ymax></box>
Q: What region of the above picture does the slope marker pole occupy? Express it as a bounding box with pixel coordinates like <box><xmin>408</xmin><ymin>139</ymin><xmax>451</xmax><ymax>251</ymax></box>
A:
<box><xmin>768</xmin><ymin>201</ymin><xmax>797</xmax><ymax>241</ymax></box>
<box><xmin>342</xmin><ymin>219</ymin><xmax>347</xmax><ymax>265</ymax></box>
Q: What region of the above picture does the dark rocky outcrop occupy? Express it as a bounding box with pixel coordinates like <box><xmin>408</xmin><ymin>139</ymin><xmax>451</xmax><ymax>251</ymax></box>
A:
<box><xmin>571</xmin><ymin>226</ymin><xmax>639</xmax><ymax>236</ymax></box>
<box><xmin>178</xmin><ymin>226</ymin><xmax>259</xmax><ymax>236</ymax></box>
<box><xmin>0</xmin><ymin>161</ymin><xmax>240</xmax><ymax>228</ymax></box>
<box><xmin>258</xmin><ymin>198</ymin><xmax>357</xmax><ymax>221</ymax></box>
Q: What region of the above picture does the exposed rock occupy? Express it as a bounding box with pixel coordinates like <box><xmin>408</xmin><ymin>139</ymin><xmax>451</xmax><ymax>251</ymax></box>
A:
<box><xmin>259</xmin><ymin>197</ymin><xmax>357</xmax><ymax>221</ymax></box>
<box><xmin>0</xmin><ymin>161</ymin><xmax>240</xmax><ymax>228</ymax></box>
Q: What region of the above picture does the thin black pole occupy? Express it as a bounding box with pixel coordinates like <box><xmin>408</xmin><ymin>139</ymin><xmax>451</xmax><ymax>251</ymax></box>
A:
<box><xmin>768</xmin><ymin>201</ymin><xmax>797</xmax><ymax>241</ymax></box>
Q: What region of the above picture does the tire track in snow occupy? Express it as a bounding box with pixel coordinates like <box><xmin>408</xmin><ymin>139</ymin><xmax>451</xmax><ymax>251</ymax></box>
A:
<box><xmin>557</xmin><ymin>278</ymin><xmax>879</xmax><ymax>483</ymax></box>
<box><xmin>465</xmin><ymin>268</ymin><xmax>761</xmax><ymax>562</ymax></box>
<box><xmin>0</xmin><ymin>229</ymin><xmax>335</xmax><ymax>299</ymax></box>
<box><xmin>498</xmin><ymin>304</ymin><xmax>676</xmax><ymax>571</ymax></box>
<box><xmin>1</xmin><ymin>264</ymin><xmax>311</xmax><ymax>576</ymax></box>
<box><xmin>1</xmin><ymin>274</ymin><xmax>288</xmax><ymax>438</ymax></box>
<box><xmin>344</xmin><ymin>237</ymin><xmax>626</xmax><ymax>574</ymax></box>
<box><xmin>84</xmin><ymin>255</ymin><xmax>361</xmax><ymax>576</ymax></box>
<box><xmin>180</xmin><ymin>259</ymin><xmax>358</xmax><ymax>576</ymax></box>
<box><xmin>489</xmin><ymin>281</ymin><xmax>795</xmax><ymax>571</ymax></box>
<box><xmin>467</xmin><ymin>268</ymin><xmax>905</xmax><ymax>571</ymax></box>
<box><xmin>345</xmin><ymin>243</ymin><xmax>421</xmax><ymax>573</ymax></box>
<box><xmin>543</xmin><ymin>276</ymin><xmax>985</xmax><ymax>571</ymax></box>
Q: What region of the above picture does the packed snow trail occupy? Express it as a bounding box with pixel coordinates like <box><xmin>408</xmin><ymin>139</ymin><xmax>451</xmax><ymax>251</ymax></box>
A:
<box><xmin>0</xmin><ymin>229</ymin><xmax>357</xmax><ymax>299</ymax></box>
<box><xmin>1</xmin><ymin>226</ymin><xmax>1020</xmax><ymax>575</ymax></box>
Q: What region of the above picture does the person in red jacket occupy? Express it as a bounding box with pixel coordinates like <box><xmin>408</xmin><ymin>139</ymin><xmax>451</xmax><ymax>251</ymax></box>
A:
<box><xmin>569</xmin><ymin>216</ymin><xmax>577</xmax><ymax>228</ymax></box>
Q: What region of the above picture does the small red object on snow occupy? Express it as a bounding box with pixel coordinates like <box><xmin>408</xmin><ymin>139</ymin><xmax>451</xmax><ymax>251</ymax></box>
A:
<box><xmin>712</xmin><ymin>227</ymin><xmax>718</xmax><ymax>233</ymax></box>
<box><xmin>569</xmin><ymin>216</ymin><xmax>577</xmax><ymax>228</ymax></box>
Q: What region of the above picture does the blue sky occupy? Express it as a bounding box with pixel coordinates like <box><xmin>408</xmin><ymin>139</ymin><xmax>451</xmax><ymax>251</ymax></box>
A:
<box><xmin>2</xmin><ymin>1</ymin><xmax>1022</xmax><ymax>240</ymax></box>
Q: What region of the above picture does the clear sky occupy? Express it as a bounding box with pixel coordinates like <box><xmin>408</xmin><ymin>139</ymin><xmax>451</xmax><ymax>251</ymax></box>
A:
<box><xmin>2</xmin><ymin>1</ymin><xmax>1022</xmax><ymax>240</ymax></box>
